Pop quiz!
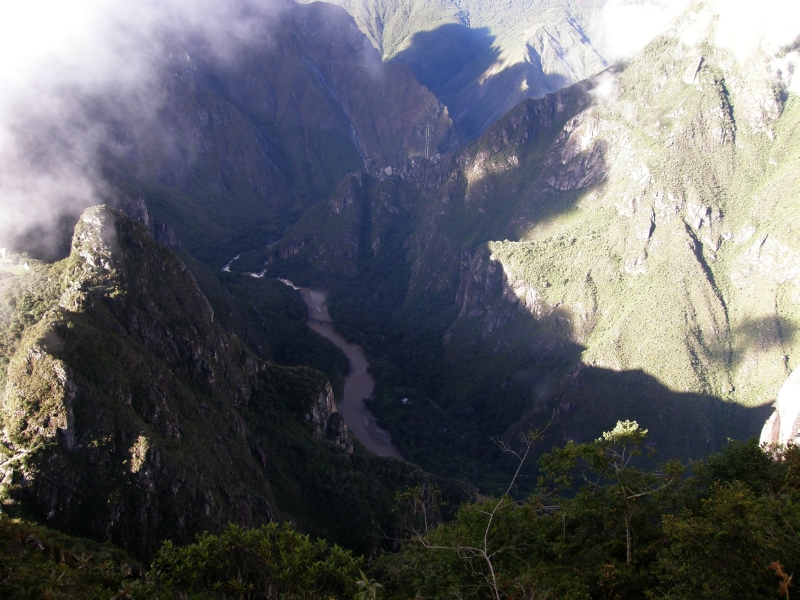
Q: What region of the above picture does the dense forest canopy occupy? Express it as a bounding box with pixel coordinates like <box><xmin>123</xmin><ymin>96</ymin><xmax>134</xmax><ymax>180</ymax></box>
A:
<box><xmin>5</xmin><ymin>429</ymin><xmax>800</xmax><ymax>599</ymax></box>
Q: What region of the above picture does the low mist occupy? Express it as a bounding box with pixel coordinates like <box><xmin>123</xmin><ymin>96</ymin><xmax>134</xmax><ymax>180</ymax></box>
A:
<box><xmin>0</xmin><ymin>0</ymin><xmax>286</xmax><ymax>259</ymax></box>
<box><xmin>599</xmin><ymin>0</ymin><xmax>799</xmax><ymax>60</ymax></box>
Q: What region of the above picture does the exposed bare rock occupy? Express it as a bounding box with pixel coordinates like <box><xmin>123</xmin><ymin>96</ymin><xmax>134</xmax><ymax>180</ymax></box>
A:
<box><xmin>0</xmin><ymin>206</ymin><xmax>347</xmax><ymax>559</ymax></box>
<box><xmin>760</xmin><ymin>369</ymin><xmax>800</xmax><ymax>445</ymax></box>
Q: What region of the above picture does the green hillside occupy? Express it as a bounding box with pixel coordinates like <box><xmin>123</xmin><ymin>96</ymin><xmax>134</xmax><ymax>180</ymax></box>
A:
<box><xmin>272</xmin><ymin>2</ymin><xmax>797</xmax><ymax>490</ymax></box>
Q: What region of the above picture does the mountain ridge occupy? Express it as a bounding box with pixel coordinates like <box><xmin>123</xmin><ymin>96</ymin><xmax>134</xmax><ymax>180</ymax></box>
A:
<box><xmin>0</xmin><ymin>205</ymin><xmax>460</xmax><ymax>558</ymax></box>
<box><xmin>268</xmin><ymin>5</ymin><xmax>797</xmax><ymax>485</ymax></box>
<box><xmin>296</xmin><ymin>0</ymin><xmax>609</xmax><ymax>138</ymax></box>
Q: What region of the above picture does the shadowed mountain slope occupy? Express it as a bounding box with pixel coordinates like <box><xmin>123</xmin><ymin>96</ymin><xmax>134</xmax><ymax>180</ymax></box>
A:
<box><xmin>5</xmin><ymin>0</ymin><xmax>456</xmax><ymax>267</ymax></box>
<box><xmin>297</xmin><ymin>0</ymin><xmax>609</xmax><ymax>138</ymax></box>
<box><xmin>270</xmin><ymin>4</ymin><xmax>799</xmax><ymax>488</ymax></box>
<box><xmin>0</xmin><ymin>206</ymin><xmax>459</xmax><ymax>559</ymax></box>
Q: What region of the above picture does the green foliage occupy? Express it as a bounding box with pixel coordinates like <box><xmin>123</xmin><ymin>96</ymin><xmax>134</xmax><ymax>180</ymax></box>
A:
<box><xmin>374</xmin><ymin>493</ymin><xmax>591</xmax><ymax>600</ymax></box>
<box><xmin>0</xmin><ymin>515</ymin><xmax>152</xmax><ymax>600</ymax></box>
<box><xmin>9</xmin><ymin>435</ymin><xmax>800</xmax><ymax>600</ymax></box>
<box><xmin>539</xmin><ymin>420</ymin><xmax>683</xmax><ymax>586</ymax></box>
<box><xmin>0</xmin><ymin>517</ymin><xmax>364</xmax><ymax>600</ymax></box>
<box><xmin>355</xmin><ymin>570</ymin><xmax>383</xmax><ymax>600</ymax></box>
<box><xmin>151</xmin><ymin>523</ymin><xmax>361</xmax><ymax>599</ymax></box>
<box><xmin>0</xmin><ymin>260</ymin><xmax>64</xmax><ymax>389</ymax></box>
<box><xmin>652</xmin><ymin>481</ymin><xmax>794</xmax><ymax>600</ymax></box>
<box><xmin>377</xmin><ymin>432</ymin><xmax>800</xmax><ymax>600</ymax></box>
<box><xmin>692</xmin><ymin>437</ymin><xmax>783</xmax><ymax>497</ymax></box>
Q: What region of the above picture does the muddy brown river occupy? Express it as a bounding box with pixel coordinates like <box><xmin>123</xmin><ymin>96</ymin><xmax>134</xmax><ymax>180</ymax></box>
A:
<box><xmin>296</xmin><ymin>287</ymin><xmax>403</xmax><ymax>460</ymax></box>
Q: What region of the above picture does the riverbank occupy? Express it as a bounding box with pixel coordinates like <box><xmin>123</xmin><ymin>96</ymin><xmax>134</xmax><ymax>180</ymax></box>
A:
<box><xmin>298</xmin><ymin>287</ymin><xmax>403</xmax><ymax>460</ymax></box>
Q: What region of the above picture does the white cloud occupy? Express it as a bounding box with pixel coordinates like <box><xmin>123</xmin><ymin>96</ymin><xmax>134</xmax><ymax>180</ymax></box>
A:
<box><xmin>713</xmin><ymin>0</ymin><xmax>800</xmax><ymax>59</ymax></box>
<box><xmin>597</xmin><ymin>0</ymin><xmax>689</xmax><ymax>62</ymax></box>
<box><xmin>596</xmin><ymin>0</ymin><xmax>800</xmax><ymax>64</ymax></box>
<box><xmin>590</xmin><ymin>70</ymin><xmax>619</xmax><ymax>103</ymax></box>
<box><xmin>0</xmin><ymin>0</ymin><xmax>285</xmax><ymax>255</ymax></box>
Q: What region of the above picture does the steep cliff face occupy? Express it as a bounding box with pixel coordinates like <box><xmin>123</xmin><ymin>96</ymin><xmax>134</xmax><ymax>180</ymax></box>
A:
<box><xmin>276</xmin><ymin>173</ymin><xmax>372</xmax><ymax>277</ymax></box>
<box><xmin>277</xmin><ymin>79</ymin><xmax>594</xmax><ymax>281</ymax></box>
<box><xmin>275</xmin><ymin>160</ymin><xmax>443</xmax><ymax>278</ymax></box>
<box><xmin>0</xmin><ymin>206</ymin><xmax>352</xmax><ymax>558</ymax></box>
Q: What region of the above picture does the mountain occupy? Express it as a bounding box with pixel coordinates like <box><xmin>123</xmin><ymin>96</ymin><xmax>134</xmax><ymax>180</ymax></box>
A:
<box><xmin>2</xmin><ymin>0</ymin><xmax>798</xmax><ymax>553</ymax></box>
<box><xmin>296</xmin><ymin>0</ymin><xmax>610</xmax><ymax>138</ymax></box>
<box><xmin>4</xmin><ymin>0</ymin><xmax>456</xmax><ymax>266</ymax></box>
<box><xmin>270</xmin><ymin>3</ymin><xmax>798</xmax><ymax>486</ymax></box>
<box><xmin>0</xmin><ymin>205</ymin><xmax>455</xmax><ymax>558</ymax></box>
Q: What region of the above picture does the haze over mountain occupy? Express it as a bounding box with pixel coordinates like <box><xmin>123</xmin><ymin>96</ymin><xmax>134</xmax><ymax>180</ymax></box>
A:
<box><xmin>0</xmin><ymin>0</ymin><xmax>455</xmax><ymax>263</ymax></box>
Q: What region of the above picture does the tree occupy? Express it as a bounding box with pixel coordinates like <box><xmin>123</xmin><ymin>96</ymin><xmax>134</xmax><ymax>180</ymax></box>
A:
<box><xmin>540</xmin><ymin>420</ymin><xmax>682</xmax><ymax>568</ymax></box>
<box><xmin>652</xmin><ymin>481</ymin><xmax>787</xmax><ymax>599</ymax></box>
<box><xmin>355</xmin><ymin>570</ymin><xmax>383</xmax><ymax>600</ymax></box>
<box><xmin>388</xmin><ymin>429</ymin><xmax>550</xmax><ymax>600</ymax></box>
<box><xmin>150</xmin><ymin>522</ymin><xmax>361</xmax><ymax>599</ymax></box>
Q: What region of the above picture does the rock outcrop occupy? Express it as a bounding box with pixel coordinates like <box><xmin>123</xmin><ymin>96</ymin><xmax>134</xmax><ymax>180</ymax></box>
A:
<box><xmin>761</xmin><ymin>369</ymin><xmax>800</xmax><ymax>446</ymax></box>
<box><xmin>0</xmin><ymin>206</ymin><xmax>352</xmax><ymax>559</ymax></box>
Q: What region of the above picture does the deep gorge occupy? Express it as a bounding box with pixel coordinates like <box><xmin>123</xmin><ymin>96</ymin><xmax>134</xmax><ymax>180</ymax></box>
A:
<box><xmin>1</xmin><ymin>0</ymin><xmax>799</xmax><ymax>597</ymax></box>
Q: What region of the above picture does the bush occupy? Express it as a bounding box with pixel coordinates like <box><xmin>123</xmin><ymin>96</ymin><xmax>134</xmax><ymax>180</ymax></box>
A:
<box><xmin>151</xmin><ymin>522</ymin><xmax>362</xmax><ymax>599</ymax></box>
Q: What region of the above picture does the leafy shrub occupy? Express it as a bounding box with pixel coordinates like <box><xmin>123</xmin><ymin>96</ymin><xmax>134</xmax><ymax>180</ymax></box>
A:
<box><xmin>0</xmin><ymin>515</ymin><xmax>148</xmax><ymax>600</ymax></box>
<box><xmin>151</xmin><ymin>522</ymin><xmax>362</xmax><ymax>599</ymax></box>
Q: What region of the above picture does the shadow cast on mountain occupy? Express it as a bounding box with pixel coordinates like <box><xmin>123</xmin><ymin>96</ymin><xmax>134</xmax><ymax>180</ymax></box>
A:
<box><xmin>518</xmin><ymin>365</ymin><xmax>774</xmax><ymax>462</ymax></box>
<box><xmin>389</xmin><ymin>24</ymin><xmax>499</xmax><ymax>99</ymax></box>
<box><xmin>388</xmin><ymin>21</ymin><xmax>609</xmax><ymax>140</ymax></box>
<box><xmin>390</xmin><ymin>24</ymin><xmax>522</xmax><ymax>140</ymax></box>
<box><xmin>444</xmin><ymin>267</ymin><xmax>771</xmax><ymax>463</ymax></box>
<box><xmin>731</xmin><ymin>314</ymin><xmax>797</xmax><ymax>370</ymax></box>
<box><xmin>360</xmin><ymin>262</ymin><xmax>774</xmax><ymax>493</ymax></box>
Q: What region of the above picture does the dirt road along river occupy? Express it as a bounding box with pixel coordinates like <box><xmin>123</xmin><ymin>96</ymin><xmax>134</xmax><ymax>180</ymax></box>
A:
<box><xmin>298</xmin><ymin>287</ymin><xmax>403</xmax><ymax>460</ymax></box>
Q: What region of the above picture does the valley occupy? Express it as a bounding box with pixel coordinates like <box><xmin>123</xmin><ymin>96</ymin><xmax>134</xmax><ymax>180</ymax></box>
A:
<box><xmin>1</xmin><ymin>0</ymin><xmax>799</xmax><ymax>597</ymax></box>
<box><xmin>297</xmin><ymin>284</ymin><xmax>402</xmax><ymax>459</ymax></box>
<box><xmin>267</xmin><ymin>21</ymin><xmax>798</xmax><ymax>487</ymax></box>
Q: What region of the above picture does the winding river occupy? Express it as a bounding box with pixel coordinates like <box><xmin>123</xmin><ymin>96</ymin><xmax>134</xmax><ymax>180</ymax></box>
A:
<box><xmin>297</xmin><ymin>286</ymin><xmax>403</xmax><ymax>460</ymax></box>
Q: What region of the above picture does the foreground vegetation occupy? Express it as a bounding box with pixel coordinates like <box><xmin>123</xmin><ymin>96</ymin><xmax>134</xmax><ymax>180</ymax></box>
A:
<box><xmin>0</xmin><ymin>519</ymin><xmax>364</xmax><ymax>599</ymax></box>
<box><xmin>5</xmin><ymin>426</ymin><xmax>800</xmax><ymax>599</ymax></box>
<box><xmin>377</xmin><ymin>424</ymin><xmax>800</xmax><ymax>599</ymax></box>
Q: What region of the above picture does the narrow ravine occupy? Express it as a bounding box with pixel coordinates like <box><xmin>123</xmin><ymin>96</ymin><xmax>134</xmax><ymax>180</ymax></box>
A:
<box><xmin>296</xmin><ymin>286</ymin><xmax>403</xmax><ymax>460</ymax></box>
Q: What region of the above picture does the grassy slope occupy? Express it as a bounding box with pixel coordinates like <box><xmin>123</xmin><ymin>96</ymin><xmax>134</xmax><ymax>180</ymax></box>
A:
<box><xmin>486</xmin><ymin>33</ymin><xmax>800</xmax><ymax>406</ymax></box>
<box><xmin>268</xmin><ymin>10</ymin><xmax>797</xmax><ymax>492</ymax></box>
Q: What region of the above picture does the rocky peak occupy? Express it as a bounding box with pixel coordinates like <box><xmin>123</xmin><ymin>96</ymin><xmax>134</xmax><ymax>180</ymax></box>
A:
<box><xmin>1</xmin><ymin>206</ymin><xmax>351</xmax><ymax>559</ymax></box>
